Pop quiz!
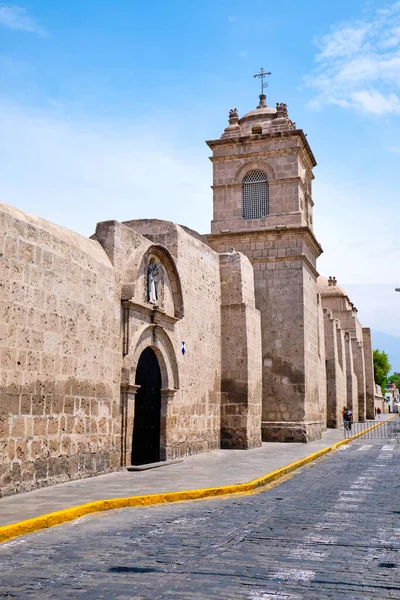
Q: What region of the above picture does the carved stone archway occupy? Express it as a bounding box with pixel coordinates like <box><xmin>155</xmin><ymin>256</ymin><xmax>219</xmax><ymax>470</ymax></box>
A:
<box><xmin>120</xmin><ymin>325</ymin><xmax>179</xmax><ymax>465</ymax></box>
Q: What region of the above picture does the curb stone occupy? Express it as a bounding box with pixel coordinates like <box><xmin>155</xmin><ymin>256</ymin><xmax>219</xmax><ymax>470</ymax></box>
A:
<box><xmin>0</xmin><ymin>416</ymin><xmax>396</xmax><ymax>544</ymax></box>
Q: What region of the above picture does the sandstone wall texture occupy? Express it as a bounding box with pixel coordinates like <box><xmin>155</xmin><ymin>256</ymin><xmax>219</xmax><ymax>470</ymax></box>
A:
<box><xmin>208</xmin><ymin>228</ymin><xmax>324</xmax><ymax>443</ymax></box>
<box><xmin>303</xmin><ymin>269</ymin><xmax>327</xmax><ymax>440</ymax></box>
<box><xmin>0</xmin><ymin>202</ymin><xmax>120</xmax><ymax>496</ymax></box>
<box><xmin>219</xmin><ymin>251</ymin><xmax>262</xmax><ymax>449</ymax></box>
<box><xmin>362</xmin><ymin>328</ymin><xmax>375</xmax><ymax>420</ymax></box>
<box><xmin>323</xmin><ymin>309</ymin><xmax>347</xmax><ymax>428</ymax></box>
<box><xmin>1</xmin><ymin>210</ymin><xmax>227</xmax><ymax>496</ymax></box>
<box><xmin>352</xmin><ymin>337</ymin><xmax>366</xmax><ymax>421</ymax></box>
<box><xmin>208</xmin><ymin>135</ymin><xmax>313</xmax><ymax>233</ymax></box>
<box><xmin>207</xmin><ymin>110</ymin><xmax>327</xmax><ymax>443</ymax></box>
<box><xmin>344</xmin><ymin>332</ymin><xmax>359</xmax><ymax>418</ymax></box>
<box><xmin>116</xmin><ymin>219</ymin><xmax>223</xmax><ymax>460</ymax></box>
<box><xmin>207</xmin><ymin>101</ymin><xmax>375</xmax><ymax>438</ymax></box>
<box><xmin>317</xmin><ymin>298</ymin><xmax>328</xmax><ymax>426</ymax></box>
<box><xmin>0</xmin><ymin>96</ymin><xmax>377</xmax><ymax>496</ymax></box>
<box><xmin>318</xmin><ymin>278</ymin><xmax>368</xmax><ymax>422</ymax></box>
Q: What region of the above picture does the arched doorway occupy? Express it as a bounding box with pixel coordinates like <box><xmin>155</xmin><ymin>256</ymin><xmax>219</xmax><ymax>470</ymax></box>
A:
<box><xmin>131</xmin><ymin>347</ymin><xmax>162</xmax><ymax>465</ymax></box>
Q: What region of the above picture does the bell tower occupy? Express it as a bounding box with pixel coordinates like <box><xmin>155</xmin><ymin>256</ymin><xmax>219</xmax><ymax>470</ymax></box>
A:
<box><xmin>207</xmin><ymin>74</ymin><xmax>326</xmax><ymax>443</ymax></box>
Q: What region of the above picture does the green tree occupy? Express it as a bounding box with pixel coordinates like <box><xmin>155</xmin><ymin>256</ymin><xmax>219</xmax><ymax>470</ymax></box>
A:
<box><xmin>387</xmin><ymin>372</ymin><xmax>400</xmax><ymax>387</ymax></box>
<box><xmin>373</xmin><ymin>349</ymin><xmax>391</xmax><ymax>389</ymax></box>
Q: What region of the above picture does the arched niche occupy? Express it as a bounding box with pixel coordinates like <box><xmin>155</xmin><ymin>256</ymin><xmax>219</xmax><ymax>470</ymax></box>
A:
<box><xmin>122</xmin><ymin>244</ymin><xmax>184</xmax><ymax>321</ymax></box>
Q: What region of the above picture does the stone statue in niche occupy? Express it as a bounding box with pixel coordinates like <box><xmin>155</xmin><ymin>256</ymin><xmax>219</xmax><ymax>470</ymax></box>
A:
<box><xmin>147</xmin><ymin>258</ymin><xmax>162</xmax><ymax>304</ymax></box>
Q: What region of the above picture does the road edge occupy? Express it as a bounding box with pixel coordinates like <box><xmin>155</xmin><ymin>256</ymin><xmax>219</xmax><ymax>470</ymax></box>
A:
<box><xmin>0</xmin><ymin>416</ymin><xmax>396</xmax><ymax>544</ymax></box>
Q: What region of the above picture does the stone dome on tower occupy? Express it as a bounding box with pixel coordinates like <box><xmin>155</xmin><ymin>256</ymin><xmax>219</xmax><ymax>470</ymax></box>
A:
<box><xmin>238</xmin><ymin>96</ymin><xmax>277</xmax><ymax>135</ymax></box>
<box><xmin>221</xmin><ymin>94</ymin><xmax>297</xmax><ymax>140</ymax></box>
<box><xmin>317</xmin><ymin>276</ymin><xmax>357</xmax><ymax>311</ymax></box>
<box><xmin>317</xmin><ymin>276</ymin><xmax>347</xmax><ymax>298</ymax></box>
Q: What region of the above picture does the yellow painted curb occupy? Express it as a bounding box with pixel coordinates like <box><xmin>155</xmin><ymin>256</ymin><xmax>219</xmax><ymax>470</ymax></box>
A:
<box><xmin>0</xmin><ymin>416</ymin><xmax>397</xmax><ymax>544</ymax></box>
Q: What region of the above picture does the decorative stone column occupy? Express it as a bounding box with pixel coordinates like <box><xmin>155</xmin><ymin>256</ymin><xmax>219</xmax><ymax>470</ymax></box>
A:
<box><xmin>120</xmin><ymin>384</ymin><xmax>140</xmax><ymax>466</ymax></box>
<box><xmin>160</xmin><ymin>388</ymin><xmax>178</xmax><ymax>461</ymax></box>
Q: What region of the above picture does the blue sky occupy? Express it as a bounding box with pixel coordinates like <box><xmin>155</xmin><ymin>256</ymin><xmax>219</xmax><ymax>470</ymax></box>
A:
<box><xmin>0</xmin><ymin>0</ymin><xmax>399</xmax><ymax>351</ymax></box>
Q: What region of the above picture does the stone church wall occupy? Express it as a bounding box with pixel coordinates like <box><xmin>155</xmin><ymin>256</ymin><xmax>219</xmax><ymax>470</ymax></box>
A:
<box><xmin>256</xmin><ymin>241</ymin><xmax>308</xmax><ymax>441</ymax></box>
<box><xmin>362</xmin><ymin>328</ymin><xmax>375</xmax><ymax>420</ymax></box>
<box><xmin>120</xmin><ymin>220</ymin><xmax>222</xmax><ymax>459</ymax></box>
<box><xmin>318</xmin><ymin>286</ymin><xmax>368</xmax><ymax>421</ymax></box>
<box><xmin>0</xmin><ymin>202</ymin><xmax>120</xmax><ymax>496</ymax></box>
<box><xmin>219</xmin><ymin>251</ymin><xmax>262</xmax><ymax>449</ymax></box>
<box><xmin>319</xmin><ymin>282</ymin><xmax>370</xmax><ymax>423</ymax></box>
<box><xmin>344</xmin><ymin>332</ymin><xmax>359</xmax><ymax>418</ymax></box>
<box><xmin>351</xmin><ymin>337</ymin><xmax>366</xmax><ymax>421</ymax></box>
<box><xmin>208</xmin><ymin>229</ymin><xmax>324</xmax><ymax>442</ymax></box>
<box><xmin>323</xmin><ymin>309</ymin><xmax>347</xmax><ymax>427</ymax></box>
<box><xmin>317</xmin><ymin>298</ymin><xmax>328</xmax><ymax>426</ymax></box>
<box><xmin>303</xmin><ymin>271</ymin><xmax>327</xmax><ymax>438</ymax></box>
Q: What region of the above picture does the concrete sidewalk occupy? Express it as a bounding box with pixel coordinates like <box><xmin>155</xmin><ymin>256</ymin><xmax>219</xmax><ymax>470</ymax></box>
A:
<box><xmin>0</xmin><ymin>418</ymin><xmax>391</xmax><ymax>528</ymax></box>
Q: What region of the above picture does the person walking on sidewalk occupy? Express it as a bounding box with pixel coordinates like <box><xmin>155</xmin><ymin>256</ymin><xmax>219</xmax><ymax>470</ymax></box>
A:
<box><xmin>343</xmin><ymin>408</ymin><xmax>353</xmax><ymax>432</ymax></box>
<box><xmin>376</xmin><ymin>407</ymin><xmax>381</xmax><ymax>419</ymax></box>
<box><xmin>342</xmin><ymin>406</ymin><xmax>348</xmax><ymax>431</ymax></box>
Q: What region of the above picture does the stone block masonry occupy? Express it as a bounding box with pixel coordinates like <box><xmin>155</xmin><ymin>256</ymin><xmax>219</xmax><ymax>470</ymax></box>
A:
<box><xmin>0</xmin><ymin>90</ymin><xmax>377</xmax><ymax>496</ymax></box>
<box><xmin>208</xmin><ymin>227</ymin><xmax>326</xmax><ymax>443</ymax></box>
<box><xmin>116</xmin><ymin>219</ymin><xmax>223</xmax><ymax>461</ymax></box>
<box><xmin>318</xmin><ymin>276</ymin><xmax>372</xmax><ymax>423</ymax></box>
<box><xmin>323</xmin><ymin>308</ymin><xmax>347</xmax><ymax>428</ymax></box>
<box><xmin>206</xmin><ymin>96</ymin><xmax>374</xmax><ymax>441</ymax></box>
<box><xmin>219</xmin><ymin>251</ymin><xmax>262</xmax><ymax>449</ymax></box>
<box><xmin>0</xmin><ymin>202</ymin><xmax>120</xmax><ymax>496</ymax></box>
<box><xmin>362</xmin><ymin>328</ymin><xmax>375</xmax><ymax>420</ymax></box>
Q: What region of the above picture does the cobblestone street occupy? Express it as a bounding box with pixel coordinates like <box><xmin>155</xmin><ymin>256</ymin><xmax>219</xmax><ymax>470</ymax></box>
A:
<box><xmin>0</xmin><ymin>438</ymin><xmax>399</xmax><ymax>599</ymax></box>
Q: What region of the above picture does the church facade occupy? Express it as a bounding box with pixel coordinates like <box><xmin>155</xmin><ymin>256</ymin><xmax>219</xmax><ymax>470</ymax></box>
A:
<box><xmin>0</xmin><ymin>91</ymin><xmax>375</xmax><ymax>496</ymax></box>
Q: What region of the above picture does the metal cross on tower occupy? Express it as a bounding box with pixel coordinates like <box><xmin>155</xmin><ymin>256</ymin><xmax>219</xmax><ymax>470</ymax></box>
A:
<box><xmin>253</xmin><ymin>67</ymin><xmax>271</xmax><ymax>95</ymax></box>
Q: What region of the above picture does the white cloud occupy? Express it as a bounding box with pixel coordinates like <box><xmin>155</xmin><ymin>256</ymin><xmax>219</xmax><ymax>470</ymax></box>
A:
<box><xmin>315</xmin><ymin>24</ymin><xmax>372</xmax><ymax>60</ymax></box>
<box><xmin>0</xmin><ymin>4</ymin><xmax>42</xmax><ymax>33</ymax></box>
<box><xmin>0</xmin><ymin>104</ymin><xmax>211</xmax><ymax>237</ymax></box>
<box><xmin>351</xmin><ymin>90</ymin><xmax>400</xmax><ymax>114</ymax></box>
<box><xmin>306</xmin><ymin>2</ymin><xmax>400</xmax><ymax>115</ymax></box>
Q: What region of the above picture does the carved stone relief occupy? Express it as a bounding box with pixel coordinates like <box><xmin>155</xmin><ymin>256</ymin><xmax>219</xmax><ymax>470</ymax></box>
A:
<box><xmin>147</xmin><ymin>257</ymin><xmax>163</xmax><ymax>306</ymax></box>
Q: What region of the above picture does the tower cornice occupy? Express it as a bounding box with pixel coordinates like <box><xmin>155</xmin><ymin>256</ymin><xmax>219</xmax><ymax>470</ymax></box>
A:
<box><xmin>207</xmin><ymin>225</ymin><xmax>323</xmax><ymax>260</ymax></box>
<box><xmin>206</xmin><ymin>129</ymin><xmax>317</xmax><ymax>169</ymax></box>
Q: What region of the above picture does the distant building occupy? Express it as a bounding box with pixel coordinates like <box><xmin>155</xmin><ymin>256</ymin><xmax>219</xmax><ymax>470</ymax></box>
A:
<box><xmin>385</xmin><ymin>383</ymin><xmax>399</xmax><ymax>413</ymax></box>
<box><xmin>375</xmin><ymin>384</ymin><xmax>388</xmax><ymax>414</ymax></box>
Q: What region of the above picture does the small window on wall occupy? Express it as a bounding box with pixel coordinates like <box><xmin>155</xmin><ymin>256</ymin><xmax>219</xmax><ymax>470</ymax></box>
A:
<box><xmin>252</xmin><ymin>125</ymin><xmax>262</xmax><ymax>134</ymax></box>
<box><xmin>242</xmin><ymin>170</ymin><xmax>269</xmax><ymax>220</ymax></box>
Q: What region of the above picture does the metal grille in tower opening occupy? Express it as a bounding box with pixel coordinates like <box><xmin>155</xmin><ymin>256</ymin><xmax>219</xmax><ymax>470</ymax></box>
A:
<box><xmin>242</xmin><ymin>170</ymin><xmax>269</xmax><ymax>220</ymax></box>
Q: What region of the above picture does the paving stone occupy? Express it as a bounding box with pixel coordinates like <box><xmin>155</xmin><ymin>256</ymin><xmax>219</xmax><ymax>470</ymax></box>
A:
<box><xmin>0</xmin><ymin>426</ymin><xmax>353</xmax><ymax>526</ymax></box>
<box><xmin>0</xmin><ymin>439</ymin><xmax>399</xmax><ymax>599</ymax></box>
